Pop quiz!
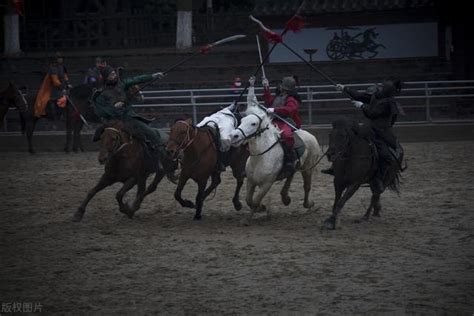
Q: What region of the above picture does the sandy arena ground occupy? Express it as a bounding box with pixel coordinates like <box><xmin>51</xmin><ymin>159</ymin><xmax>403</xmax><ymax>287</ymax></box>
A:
<box><xmin>0</xmin><ymin>141</ymin><xmax>473</xmax><ymax>314</ymax></box>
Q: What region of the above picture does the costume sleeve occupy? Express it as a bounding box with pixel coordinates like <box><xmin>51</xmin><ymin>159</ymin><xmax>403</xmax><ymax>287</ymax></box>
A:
<box><xmin>122</xmin><ymin>74</ymin><xmax>154</xmax><ymax>90</ymax></box>
<box><xmin>274</xmin><ymin>96</ymin><xmax>298</xmax><ymax>117</ymax></box>
<box><xmin>344</xmin><ymin>87</ymin><xmax>372</xmax><ymax>104</ymax></box>
<box><xmin>362</xmin><ymin>98</ymin><xmax>388</xmax><ymax>119</ymax></box>
<box><xmin>263</xmin><ymin>87</ymin><xmax>274</xmax><ymax>107</ymax></box>
<box><xmin>246</xmin><ymin>86</ymin><xmax>260</xmax><ymax>106</ymax></box>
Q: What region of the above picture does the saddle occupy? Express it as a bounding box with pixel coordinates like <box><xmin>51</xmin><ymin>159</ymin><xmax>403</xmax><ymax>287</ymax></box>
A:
<box><xmin>293</xmin><ymin>132</ymin><xmax>306</xmax><ymax>160</ymax></box>
<box><xmin>199</xmin><ymin>121</ymin><xmax>222</xmax><ymax>151</ymax></box>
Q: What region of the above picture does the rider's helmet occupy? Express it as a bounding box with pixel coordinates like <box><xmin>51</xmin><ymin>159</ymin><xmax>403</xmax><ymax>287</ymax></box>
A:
<box><xmin>280</xmin><ymin>76</ymin><xmax>296</xmax><ymax>93</ymax></box>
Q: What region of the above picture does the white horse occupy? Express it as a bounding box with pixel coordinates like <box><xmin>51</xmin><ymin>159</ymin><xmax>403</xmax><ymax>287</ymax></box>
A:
<box><xmin>231</xmin><ymin>86</ymin><xmax>322</xmax><ymax>221</ymax></box>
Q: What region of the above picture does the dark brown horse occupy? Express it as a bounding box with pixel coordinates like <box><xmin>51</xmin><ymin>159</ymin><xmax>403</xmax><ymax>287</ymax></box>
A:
<box><xmin>0</xmin><ymin>82</ymin><xmax>29</xmax><ymax>129</ymax></box>
<box><xmin>166</xmin><ymin>119</ymin><xmax>248</xmax><ymax>220</ymax></box>
<box><xmin>323</xmin><ymin>118</ymin><xmax>405</xmax><ymax>230</ymax></box>
<box><xmin>73</xmin><ymin>120</ymin><xmax>167</xmax><ymax>222</ymax></box>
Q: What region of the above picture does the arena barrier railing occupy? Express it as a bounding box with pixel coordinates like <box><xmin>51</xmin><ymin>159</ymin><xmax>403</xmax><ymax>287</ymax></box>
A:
<box><xmin>3</xmin><ymin>80</ymin><xmax>474</xmax><ymax>132</ymax></box>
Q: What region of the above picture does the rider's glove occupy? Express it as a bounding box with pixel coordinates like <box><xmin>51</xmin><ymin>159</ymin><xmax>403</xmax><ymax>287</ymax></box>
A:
<box><xmin>266</xmin><ymin>107</ymin><xmax>274</xmax><ymax>113</ymax></box>
<box><xmin>152</xmin><ymin>72</ymin><xmax>165</xmax><ymax>79</ymax></box>
<box><xmin>352</xmin><ymin>101</ymin><xmax>364</xmax><ymax>108</ymax></box>
<box><xmin>335</xmin><ymin>84</ymin><xmax>345</xmax><ymax>91</ymax></box>
<box><xmin>114</xmin><ymin>101</ymin><xmax>125</xmax><ymax>108</ymax></box>
<box><xmin>262</xmin><ymin>78</ymin><xmax>269</xmax><ymax>88</ymax></box>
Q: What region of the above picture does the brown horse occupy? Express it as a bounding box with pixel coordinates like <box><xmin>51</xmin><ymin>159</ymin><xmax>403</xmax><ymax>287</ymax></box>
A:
<box><xmin>323</xmin><ymin>118</ymin><xmax>405</xmax><ymax>230</ymax></box>
<box><xmin>0</xmin><ymin>82</ymin><xmax>29</xmax><ymax>129</ymax></box>
<box><xmin>166</xmin><ymin>119</ymin><xmax>248</xmax><ymax>220</ymax></box>
<box><xmin>73</xmin><ymin>120</ymin><xmax>166</xmax><ymax>222</ymax></box>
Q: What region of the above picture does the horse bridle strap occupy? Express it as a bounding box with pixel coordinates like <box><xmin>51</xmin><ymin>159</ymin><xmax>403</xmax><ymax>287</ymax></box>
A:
<box><xmin>249</xmin><ymin>139</ymin><xmax>280</xmax><ymax>157</ymax></box>
<box><xmin>104</xmin><ymin>127</ymin><xmax>130</xmax><ymax>157</ymax></box>
<box><xmin>169</xmin><ymin>121</ymin><xmax>197</xmax><ymax>159</ymax></box>
<box><xmin>238</xmin><ymin>113</ymin><xmax>268</xmax><ymax>140</ymax></box>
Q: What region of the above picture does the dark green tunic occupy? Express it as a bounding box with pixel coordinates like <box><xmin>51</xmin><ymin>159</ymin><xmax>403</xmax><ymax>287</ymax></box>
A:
<box><xmin>93</xmin><ymin>74</ymin><xmax>161</xmax><ymax>145</ymax></box>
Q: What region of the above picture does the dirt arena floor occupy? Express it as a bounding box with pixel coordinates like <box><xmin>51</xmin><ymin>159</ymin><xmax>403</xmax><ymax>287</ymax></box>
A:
<box><xmin>1</xmin><ymin>141</ymin><xmax>473</xmax><ymax>314</ymax></box>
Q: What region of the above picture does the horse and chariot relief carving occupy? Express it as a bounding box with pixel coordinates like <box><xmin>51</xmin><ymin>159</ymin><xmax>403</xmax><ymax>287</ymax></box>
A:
<box><xmin>326</xmin><ymin>26</ymin><xmax>386</xmax><ymax>60</ymax></box>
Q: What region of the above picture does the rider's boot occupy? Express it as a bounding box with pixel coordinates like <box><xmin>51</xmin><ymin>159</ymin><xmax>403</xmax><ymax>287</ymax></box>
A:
<box><xmin>281</xmin><ymin>142</ymin><xmax>297</xmax><ymax>175</ymax></box>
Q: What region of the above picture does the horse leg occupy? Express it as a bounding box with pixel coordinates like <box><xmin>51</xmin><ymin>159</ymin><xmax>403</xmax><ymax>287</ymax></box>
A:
<box><xmin>72</xmin><ymin>120</ymin><xmax>84</xmax><ymax>153</ymax></box>
<box><xmin>174</xmin><ymin>174</ymin><xmax>195</xmax><ymax>208</ymax></box>
<box><xmin>324</xmin><ymin>183</ymin><xmax>361</xmax><ymax>230</ymax></box>
<box><xmin>232</xmin><ymin>176</ymin><xmax>244</xmax><ymax>211</ymax></box>
<box><xmin>204</xmin><ymin>172</ymin><xmax>221</xmax><ymax>198</ymax></box>
<box><xmin>26</xmin><ymin>117</ymin><xmax>37</xmax><ymax>154</ymax></box>
<box><xmin>64</xmin><ymin>107</ymin><xmax>72</xmax><ymax>153</ymax></box>
<box><xmin>144</xmin><ymin>169</ymin><xmax>165</xmax><ymax>197</ymax></box>
<box><xmin>74</xmin><ymin>174</ymin><xmax>113</xmax><ymax>222</ymax></box>
<box><xmin>193</xmin><ymin>180</ymin><xmax>207</xmax><ymax>220</ymax></box>
<box><xmin>302</xmin><ymin>170</ymin><xmax>315</xmax><ymax>209</ymax></box>
<box><xmin>116</xmin><ymin>177</ymin><xmax>137</xmax><ymax>218</ymax></box>
<box><xmin>251</xmin><ymin>181</ymin><xmax>274</xmax><ymax>214</ymax></box>
<box><xmin>372</xmin><ymin>193</ymin><xmax>382</xmax><ymax>217</ymax></box>
<box><xmin>127</xmin><ymin>176</ymin><xmax>148</xmax><ymax>218</ymax></box>
<box><xmin>280</xmin><ymin>173</ymin><xmax>294</xmax><ymax>206</ymax></box>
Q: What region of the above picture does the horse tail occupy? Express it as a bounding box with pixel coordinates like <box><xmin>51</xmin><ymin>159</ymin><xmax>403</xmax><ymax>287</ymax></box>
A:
<box><xmin>386</xmin><ymin>162</ymin><xmax>405</xmax><ymax>195</ymax></box>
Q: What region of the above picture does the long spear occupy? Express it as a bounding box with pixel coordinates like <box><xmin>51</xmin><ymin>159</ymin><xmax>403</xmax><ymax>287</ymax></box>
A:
<box><xmin>280</xmin><ymin>41</ymin><xmax>337</xmax><ymax>86</ymax></box>
<box><xmin>232</xmin><ymin>0</ymin><xmax>307</xmax><ymax>106</ymax></box>
<box><xmin>136</xmin><ymin>34</ymin><xmax>247</xmax><ymax>93</ymax></box>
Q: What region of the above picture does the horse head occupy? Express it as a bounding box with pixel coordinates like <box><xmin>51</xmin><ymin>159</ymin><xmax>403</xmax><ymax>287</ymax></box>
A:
<box><xmin>231</xmin><ymin>110</ymin><xmax>270</xmax><ymax>147</ymax></box>
<box><xmin>166</xmin><ymin>118</ymin><xmax>195</xmax><ymax>161</ymax></box>
<box><xmin>97</xmin><ymin>121</ymin><xmax>129</xmax><ymax>165</ymax></box>
<box><xmin>327</xmin><ymin>118</ymin><xmax>358</xmax><ymax>162</ymax></box>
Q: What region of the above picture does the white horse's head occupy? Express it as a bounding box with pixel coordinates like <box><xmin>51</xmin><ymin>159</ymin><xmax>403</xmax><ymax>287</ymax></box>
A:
<box><xmin>231</xmin><ymin>111</ymin><xmax>274</xmax><ymax>147</ymax></box>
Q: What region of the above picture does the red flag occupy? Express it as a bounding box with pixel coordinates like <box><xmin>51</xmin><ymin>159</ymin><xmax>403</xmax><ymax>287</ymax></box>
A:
<box><xmin>250</xmin><ymin>15</ymin><xmax>283</xmax><ymax>44</ymax></box>
<box><xmin>12</xmin><ymin>0</ymin><xmax>24</xmax><ymax>16</ymax></box>
<box><xmin>262</xmin><ymin>30</ymin><xmax>282</xmax><ymax>44</ymax></box>
<box><xmin>199</xmin><ymin>44</ymin><xmax>212</xmax><ymax>54</ymax></box>
<box><xmin>285</xmin><ymin>15</ymin><xmax>304</xmax><ymax>33</ymax></box>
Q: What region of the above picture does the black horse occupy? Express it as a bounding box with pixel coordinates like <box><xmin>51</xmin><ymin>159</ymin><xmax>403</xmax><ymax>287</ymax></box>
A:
<box><xmin>323</xmin><ymin>118</ymin><xmax>405</xmax><ymax>230</ymax></box>
<box><xmin>0</xmin><ymin>82</ymin><xmax>29</xmax><ymax>129</ymax></box>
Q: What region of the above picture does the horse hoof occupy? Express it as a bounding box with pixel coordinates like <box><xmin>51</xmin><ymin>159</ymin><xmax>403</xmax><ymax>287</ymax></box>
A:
<box><xmin>72</xmin><ymin>210</ymin><xmax>84</xmax><ymax>222</ymax></box>
<box><xmin>281</xmin><ymin>195</ymin><xmax>291</xmax><ymax>206</ymax></box>
<box><xmin>193</xmin><ymin>214</ymin><xmax>202</xmax><ymax>221</ymax></box>
<box><xmin>28</xmin><ymin>149</ymin><xmax>36</xmax><ymax>155</ymax></box>
<box><xmin>373</xmin><ymin>212</ymin><xmax>381</xmax><ymax>217</ymax></box>
<box><xmin>303</xmin><ymin>201</ymin><xmax>315</xmax><ymax>209</ymax></box>
<box><xmin>354</xmin><ymin>216</ymin><xmax>369</xmax><ymax>224</ymax></box>
<box><xmin>323</xmin><ymin>217</ymin><xmax>336</xmax><ymax>230</ymax></box>
<box><xmin>182</xmin><ymin>200</ymin><xmax>195</xmax><ymax>209</ymax></box>
<box><xmin>73</xmin><ymin>148</ymin><xmax>79</xmax><ymax>153</ymax></box>
<box><xmin>233</xmin><ymin>200</ymin><xmax>242</xmax><ymax>211</ymax></box>
<box><xmin>256</xmin><ymin>205</ymin><xmax>267</xmax><ymax>213</ymax></box>
<box><xmin>239</xmin><ymin>218</ymin><xmax>250</xmax><ymax>226</ymax></box>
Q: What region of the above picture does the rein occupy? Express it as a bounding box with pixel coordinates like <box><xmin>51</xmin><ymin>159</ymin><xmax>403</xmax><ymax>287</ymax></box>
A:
<box><xmin>104</xmin><ymin>127</ymin><xmax>131</xmax><ymax>159</ymax></box>
<box><xmin>168</xmin><ymin>120</ymin><xmax>198</xmax><ymax>161</ymax></box>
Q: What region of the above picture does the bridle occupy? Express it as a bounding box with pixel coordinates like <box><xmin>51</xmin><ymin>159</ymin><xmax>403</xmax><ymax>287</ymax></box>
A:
<box><xmin>237</xmin><ymin>112</ymin><xmax>281</xmax><ymax>157</ymax></box>
<box><xmin>236</xmin><ymin>113</ymin><xmax>269</xmax><ymax>140</ymax></box>
<box><xmin>328</xmin><ymin>129</ymin><xmax>353</xmax><ymax>162</ymax></box>
<box><xmin>103</xmin><ymin>127</ymin><xmax>130</xmax><ymax>161</ymax></box>
<box><xmin>168</xmin><ymin>120</ymin><xmax>197</xmax><ymax>161</ymax></box>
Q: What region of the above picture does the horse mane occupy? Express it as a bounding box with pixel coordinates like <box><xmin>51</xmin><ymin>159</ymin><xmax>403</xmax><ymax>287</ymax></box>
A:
<box><xmin>262</xmin><ymin>112</ymin><xmax>281</xmax><ymax>137</ymax></box>
<box><xmin>332</xmin><ymin>117</ymin><xmax>359</xmax><ymax>136</ymax></box>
